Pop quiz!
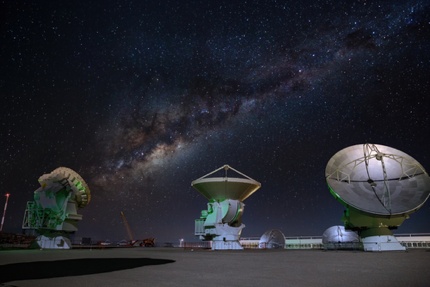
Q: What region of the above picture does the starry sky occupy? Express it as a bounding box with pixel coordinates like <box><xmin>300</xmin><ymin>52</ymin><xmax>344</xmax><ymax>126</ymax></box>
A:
<box><xmin>1</xmin><ymin>0</ymin><xmax>430</xmax><ymax>243</ymax></box>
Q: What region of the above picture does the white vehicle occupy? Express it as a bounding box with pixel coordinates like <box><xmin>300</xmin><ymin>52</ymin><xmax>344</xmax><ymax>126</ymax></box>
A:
<box><xmin>117</xmin><ymin>240</ymin><xmax>129</xmax><ymax>246</ymax></box>
<box><xmin>100</xmin><ymin>240</ymin><xmax>112</xmax><ymax>246</ymax></box>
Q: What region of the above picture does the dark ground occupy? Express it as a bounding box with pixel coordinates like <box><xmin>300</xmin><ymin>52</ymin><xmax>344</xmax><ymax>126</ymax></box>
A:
<box><xmin>1</xmin><ymin>248</ymin><xmax>429</xmax><ymax>287</ymax></box>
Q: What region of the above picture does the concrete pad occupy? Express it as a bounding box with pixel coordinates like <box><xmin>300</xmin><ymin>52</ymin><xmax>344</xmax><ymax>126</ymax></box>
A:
<box><xmin>1</xmin><ymin>248</ymin><xmax>429</xmax><ymax>287</ymax></box>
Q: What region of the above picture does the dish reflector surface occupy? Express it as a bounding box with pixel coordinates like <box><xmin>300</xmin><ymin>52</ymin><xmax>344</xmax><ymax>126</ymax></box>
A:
<box><xmin>326</xmin><ymin>144</ymin><xmax>430</xmax><ymax>215</ymax></box>
<box><xmin>191</xmin><ymin>165</ymin><xmax>261</xmax><ymax>201</ymax></box>
<box><xmin>192</xmin><ymin>177</ymin><xmax>260</xmax><ymax>201</ymax></box>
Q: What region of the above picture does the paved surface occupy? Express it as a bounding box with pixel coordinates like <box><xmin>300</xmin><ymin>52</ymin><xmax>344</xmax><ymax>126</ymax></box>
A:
<box><xmin>1</xmin><ymin>248</ymin><xmax>429</xmax><ymax>287</ymax></box>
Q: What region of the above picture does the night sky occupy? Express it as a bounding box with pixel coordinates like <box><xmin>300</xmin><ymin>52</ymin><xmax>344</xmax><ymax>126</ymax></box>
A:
<box><xmin>1</xmin><ymin>1</ymin><xmax>430</xmax><ymax>244</ymax></box>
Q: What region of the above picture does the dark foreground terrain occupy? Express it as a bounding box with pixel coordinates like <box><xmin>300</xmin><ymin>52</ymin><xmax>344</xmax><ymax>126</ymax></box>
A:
<box><xmin>1</xmin><ymin>248</ymin><xmax>429</xmax><ymax>287</ymax></box>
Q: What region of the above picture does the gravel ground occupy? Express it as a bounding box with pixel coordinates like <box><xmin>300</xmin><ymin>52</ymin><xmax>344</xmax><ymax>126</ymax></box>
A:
<box><xmin>1</xmin><ymin>248</ymin><xmax>429</xmax><ymax>287</ymax></box>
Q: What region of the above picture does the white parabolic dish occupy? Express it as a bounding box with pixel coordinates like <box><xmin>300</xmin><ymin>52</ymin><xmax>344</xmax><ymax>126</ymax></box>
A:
<box><xmin>192</xmin><ymin>177</ymin><xmax>260</xmax><ymax>202</ymax></box>
<box><xmin>191</xmin><ymin>165</ymin><xmax>261</xmax><ymax>202</ymax></box>
<box><xmin>326</xmin><ymin>144</ymin><xmax>430</xmax><ymax>216</ymax></box>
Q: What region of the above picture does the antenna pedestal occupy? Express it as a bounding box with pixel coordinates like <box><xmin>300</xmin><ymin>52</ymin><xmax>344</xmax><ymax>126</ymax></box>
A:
<box><xmin>36</xmin><ymin>235</ymin><xmax>72</xmax><ymax>249</ymax></box>
<box><xmin>209</xmin><ymin>222</ymin><xmax>245</xmax><ymax>250</ymax></box>
<box><xmin>195</xmin><ymin>199</ymin><xmax>245</xmax><ymax>250</ymax></box>
<box><xmin>342</xmin><ymin>208</ymin><xmax>407</xmax><ymax>251</ymax></box>
<box><xmin>360</xmin><ymin>227</ymin><xmax>406</xmax><ymax>251</ymax></box>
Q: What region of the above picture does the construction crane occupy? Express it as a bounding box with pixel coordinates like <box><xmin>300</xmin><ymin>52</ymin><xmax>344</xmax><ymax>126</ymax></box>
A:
<box><xmin>120</xmin><ymin>211</ymin><xmax>155</xmax><ymax>247</ymax></box>
<box><xmin>120</xmin><ymin>211</ymin><xmax>135</xmax><ymax>242</ymax></box>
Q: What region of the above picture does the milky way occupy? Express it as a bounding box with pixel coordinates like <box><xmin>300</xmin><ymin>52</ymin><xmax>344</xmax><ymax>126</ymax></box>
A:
<box><xmin>1</xmin><ymin>1</ymin><xmax>429</xmax><ymax>242</ymax></box>
<box><xmin>92</xmin><ymin>1</ymin><xmax>427</xmax><ymax>189</ymax></box>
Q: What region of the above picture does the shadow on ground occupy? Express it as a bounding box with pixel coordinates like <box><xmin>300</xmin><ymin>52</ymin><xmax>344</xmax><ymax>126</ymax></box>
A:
<box><xmin>0</xmin><ymin>258</ymin><xmax>175</xmax><ymax>284</ymax></box>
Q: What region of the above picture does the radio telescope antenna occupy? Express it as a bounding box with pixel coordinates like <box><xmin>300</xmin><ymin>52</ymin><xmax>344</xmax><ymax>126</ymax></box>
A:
<box><xmin>22</xmin><ymin>167</ymin><xmax>91</xmax><ymax>249</ymax></box>
<box><xmin>326</xmin><ymin>143</ymin><xmax>430</xmax><ymax>251</ymax></box>
<box><xmin>258</xmin><ymin>229</ymin><xmax>286</xmax><ymax>249</ymax></box>
<box><xmin>322</xmin><ymin>226</ymin><xmax>360</xmax><ymax>250</ymax></box>
<box><xmin>192</xmin><ymin>164</ymin><xmax>261</xmax><ymax>250</ymax></box>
